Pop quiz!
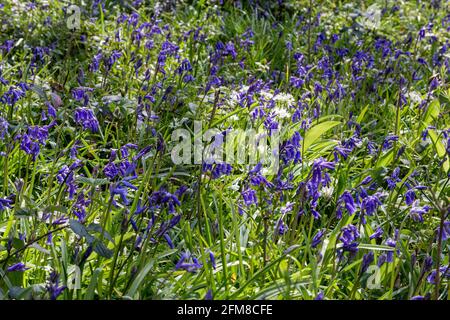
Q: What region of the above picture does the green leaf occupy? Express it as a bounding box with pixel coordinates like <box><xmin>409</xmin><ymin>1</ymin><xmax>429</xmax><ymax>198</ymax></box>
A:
<box><xmin>358</xmin><ymin>244</ymin><xmax>395</xmax><ymax>251</ymax></box>
<box><xmin>125</xmin><ymin>250</ymin><xmax>177</xmax><ymax>298</ymax></box>
<box><xmin>302</xmin><ymin>121</ymin><xmax>341</xmax><ymax>152</ymax></box>
<box><xmin>43</xmin><ymin>205</ymin><xmax>68</xmax><ymax>214</ymax></box>
<box><xmin>422</xmin><ymin>99</ymin><xmax>440</xmax><ymax>127</ymax></box>
<box><xmin>8</xmin><ymin>286</ymin><xmax>33</xmax><ymax>300</ymax></box>
<box><xmin>230</xmin><ymin>246</ymin><xmax>301</xmax><ymax>298</ymax></box>
<box><xmin>14</xmin><ymin>208</ymin><xmax>37</xmax><ymax>218</ymax></box>
<box><xmin>29</xmin><ymin>243</ymin><xmax>51</xmax><ymax>255</ymax></box>
<box><xmin>428</xmin><ymin>130</ymin><xmax>449</xmax><ymax>172</ymax></box>
<box><xmin>320</xmin><ymin>214</ymin><xmax>355</xmax><ymax>273</ymax></box>
<box><xmin>0</xmin><ymin>268</ymin><xmax>13</xmax><ymax>289</ymax></box>
<box><xmin>69</xmin><ymin>219</ymin><xmax>91</xmax><ymax>239</ymax></box>
<box><xmin>84</xmin><ymin>268</ymin><xmax>102</xmax><ymax>300</ymax></box>
<box><xmin>356</xmin><ymin>105</ymin><xmax>369</xmax><ymax>123</ymax></box>
<box><xmin>87</xmin><ymin>223</ymin><xmax>114</xmax><ymax>244</ymax></box>
<box><xmin>428</xmin><ymin>130</ymin><xmax>446</xmax><ymax>157</ymax></box>
<box><xmin>92</xmin><ymin>241</ymin><xmax>113</xmax><ymax>259</ymax></box>
<box><xmin>376</xmin><ymin>149</ymin><xmax>394</xmax><ymax>168</ymax></box>
<box><xmin>75</xmin><ymin>177</ymin><xmax>109</xmax><ymax>186</ymax></box>
<box><xmin>30</xmin><ymin>85</ymin><xmax>48</xmax><ymax>101</ymax></box>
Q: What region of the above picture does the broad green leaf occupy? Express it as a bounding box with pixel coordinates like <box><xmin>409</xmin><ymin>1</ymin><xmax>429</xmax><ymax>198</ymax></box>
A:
<box><xmin>428</xmin><ymin>130</ymin><xmax>449</xmax><ymax>172</ymax></box>
<box><xmin>422</xmin><ymin>99</ymin><xmax>440</xmax><ymax>126</ymax></box>
<box><xmin>376</xmin><ymin>149</ymin><xmax>394</xmax><ymax>168</ymax></box>
<box><xmin>93</xmin><ymin>241</ymin><xmax>113</xmax><ymax>259</ymax></box>
<box><xmin>428</xmin><ymin>130</ymin><xmax>446</xmax><ymax>157</ymax></box>
<box><xmin>303</xmin><ymin>120</ymin><xmax>341</xmax><ymax>152</ymax></box>
<box><xmin>69</xmin><ymin>219</ymin><xmax>91</xmax><ymax>239</ymax></box>
<box><xmin>125</xmin><ymin>250</ymin><xmax>177</xmax><ymax>298</ymax></box>
<box><xmin>87</xmin><ymin>223</ymin><xmax>115</xmax><ymax>244</ymax></box>
<box><xmin>8</xmin><ymin>286</ymin><xmax>32</xmax><ymax>300</ymax></box>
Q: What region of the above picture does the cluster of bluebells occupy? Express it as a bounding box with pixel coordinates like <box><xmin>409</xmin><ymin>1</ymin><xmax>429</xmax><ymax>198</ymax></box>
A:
<box><xmin>0</xmin><ymin>0</ymin><xmax>448</xmax><ymax>300</ymax></box>
<box><xmin>74</xmin><ymin>108</ymin><xmax>99</xmax><ymax>132</ymax></box>
<box><xmin>19</xmin><ymin>122</ymin><xmax>56</xmax><ymax>161</ymax></box>
<box><xmin>175</xmin><ymin>252</ymin><xmax>202</xmax><ymax>273</ymax></box>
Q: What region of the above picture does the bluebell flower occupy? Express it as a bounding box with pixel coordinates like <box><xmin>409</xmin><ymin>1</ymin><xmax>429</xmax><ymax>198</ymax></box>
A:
<box><xmin>377</xmin><ymin>254</ymin><xmax>387</xmax><ymax>267</ymax></box>
<box><xmin>72</xmin><ymin>192</ymin><xmax>91</xmax><ymax>222</ymax></box>
<box><xmin>439</xmin><ymin>221</ymin><xmax>450</xmax><ymax>241</ymax></box>
<box><xmin>205</xmin><ymin>290</ymin><xmax>213</xmax><ymax>300</ymax></box>
<box><xmin>209</xmin><ymin>250</ymin><xmax>216</xmax><ymax>269</ymax></box>
<box><xmin>419</xmin><ymin>27</ymin><xmax>426</xmax><ymax>40</ymax></box>
<box><xmin>336</xmin><ymin>191</ymin><xmax>356</xmax><ymax>218</ymax></box>
<box><xmin>56</xmin><ymin>160</ymin><xmax>81</xmax><ymax>200</ymax></box>
<box><xmin>104</xmin><ymin>162</ymin><xmax>119</xmax><ymax>180</ymax></box>
<box><xmin>0</xmin><ymin>39</ymin><xmax>15</xmax><ymax>53</ymax></box>
<box><xmin>361</xmin><ymin>252</ymin><xmax>374</xmax><ymax>273</ymax></box>
<box><xmin>280</xmin><ymin>132</ymin><xmax>302</xmax><ymax>164</ymax></box>
<box><xmin>249</xmin><ymin>164</ymin><xmax>273</xmax><ymax>188</ymax></box>
<box><xmin>164</xmin><ymin>233</ymin><xmax>174</xmax><ymax>249</ymax></box>
<box><xmin>7</xmin><ymin>262</ymin><xmax>29</xmax><ymax>272</ymax></box>
<box><xmin>360</xmin><ymin>176</ymin><xmax>372</xmax><ymax>185</ymax></box>
<box><xmin>0</xmin><ymin>197</ymin><xmax>12</xmax><ymax>211</ymax></box>
<box><xmin>314</xmin><ymin>292</ymin><xmax>324</xmax><ymax>300</ymax></box>
<box><xmin>405</xmin><ymin>188</ymin><xmax>415</xmax><ymax>205</ymax></box>
<box><xmin>20</xmin><ymin>123</ymin><xmax>54</xmax><ymax>161</ymax></box>
<box><xmin>46</xmin><ymin>101</ymin><xmax>57</xmax><ymax>118</ymax></box>
<box><xmin>359</xmin><ymin>191</ymin><xmax>383</xmax><ymax>223</ymax></box>
<box><xmin>242</xmin><ymin>188</ymin><xmax>257</xmax><ymax>206</ymax></box>
<box><xmin>74</xmin><ymin>108</ymin><xmax>99</xmax><ymax>132</ymax></box>
<box><xmin>382</xmin><ymin>135</ymin><xmax>398</xmax><ymax>150</ymax></box>
<box><xmin>149</xmin><ymin>188</ymin><xmax>181</xmax><ymax>213</ymax></box>
<box><xmin>31</xmin><ymin>47</ymin><xmax>50</xmax><ymax>67</ymax></box>
<box><xmin>0</xmin><ymin>117</ymin><xmax>9</xmax><ymax>139</ymax></box>
<box><xmin>386</xmin><ymin>167</ymin><xmax>401</xmax><ymax>189</ymax></box>
<box><xmin>72</xmin><ymin>87</ymin><xmax>93</xmax><ymax>106</ymax></box>
<box><xmin>105</xmin><ymin>50</ymin><xmax>122</xmax><ymax>71</ymax></box>
<box><xmin>1</xmin><ymin>84</ymin><xmax>27</xmax><ymax>106</ymax></box>
<box><xmin>409</xmin><ymin>201</ymin><xmax>430</xmax><ymax>222</ymax></box>
<box><xmin>427</xmin><ymin>266</ymin><xmax>450</xmax><ymax>284</ymax></box>
<box><xmin>369</xmin><ymin>227</ymin><xmax>384</xmax><ymax>240</ymax></box>
<box><xmin>429</xmin><ymin>77</ymin><xmax>439</xmax><ymax>91</ymax></box>
<box><xmin>177</xmin><ymin>59</ymin><xmax>192</xmax><ymax>74</ymax></box>
<box><xmin>339</xmin><ymin>224</ymin><xmax>360</xmax><ymax>257</ymax></box>
<box><xmin>225</xmin><ymin>41</ymin><xmax>237</xmax><ymax>59</ymax></box>
<box><xmin>277</xmin><ymin>219</ymin><xmax>288</xmax><ymax>235</ymax></box>
<box><xmin>386</xmin><ymin>238</ymin><xmax>397</xmax><ymax>262</ymax></box>
<box><xmin>211</xmin><ymin>163</ymin><xmax>232</xmax><ymax>179</ymax></box>
<box><xmin>175</xmin><ymin>252</ymin><xmax>203</xmax><ymax>273</ymax></box>
<box><xmin>334</xmin><ymin>145</ymin><xmax>352</xmax><ymax>161</ymax></box>
<box><xmin>312</xmin><ymin>229</ymin><xmax>325</xmax><ymax>248</ymax></box>
<box><xmin>423</xmin><ymin>256</ymin><xmax>433</xmax><ymax>273</ymax></box>
<box><xmin>46</xmin><ymin>271</ymin><xmax>66</xmax><ymax>300</ymax></box>
<box><xmin>89</xmin><ymin>52</ymin><xmax>103</xmax><ymax>72</ymax></box>
<box><xmin>110</xmin><ymin>180</ymin><xmax>138</xmax><ymax>207</ymax></box>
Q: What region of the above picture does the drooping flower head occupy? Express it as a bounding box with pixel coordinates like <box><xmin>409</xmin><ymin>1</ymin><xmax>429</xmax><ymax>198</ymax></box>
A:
<box><xmin>46</xmin><ymin>271</ymin><xmax>66</xmax><ymax>300</ymax></box>
<box><xmin>74</xmin><ymin>108</ymin><xmax>99</xmax><ymax>132</ymax></box>
<box><xmin>7</xmin><ymin>262</ymin><xmax>29</xmax><ymax>272</ymax></box>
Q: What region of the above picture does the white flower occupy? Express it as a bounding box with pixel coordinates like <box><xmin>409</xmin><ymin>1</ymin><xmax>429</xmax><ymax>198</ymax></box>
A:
<box><xmin>273</xmin><ymin>92</ymin><xmax>295</xmax><ymax>105</ymax></box>
<box><xmin>406</xmin><ymin>91</ymin><xmax>422</xmax><ymax>104</ymax></box>
<box><xmin>272</xmin><ymin>107</ymin><xmax>290</xmax><ymax>119</ymax></box>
